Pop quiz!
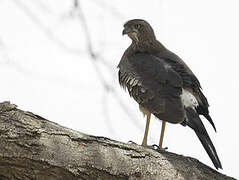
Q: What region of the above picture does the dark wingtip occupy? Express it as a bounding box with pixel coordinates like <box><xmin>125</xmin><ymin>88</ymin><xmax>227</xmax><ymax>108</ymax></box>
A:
<box><xmin>205</xmin><ymin>114</ymin><xmax>217</xmax><ymax>132</ymax></box>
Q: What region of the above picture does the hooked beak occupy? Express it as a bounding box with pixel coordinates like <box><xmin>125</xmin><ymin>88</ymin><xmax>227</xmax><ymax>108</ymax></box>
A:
<box><xmin>122</xmin><ymin>28</ymin><xmax>127</xmax><ymax>35</ymax></box>
<box><xmin>122</xmin><ymin>27</ymin><xmax>139</xmax><ymax>42</ymax></box>
<box><xmin>122</xmin><ymin>27</ymin><xmax>132</xmax><ymax>35</ymax></box>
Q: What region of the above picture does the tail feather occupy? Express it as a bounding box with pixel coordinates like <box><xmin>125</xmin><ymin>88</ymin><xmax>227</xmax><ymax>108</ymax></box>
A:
<box><xmin>185</xmin><ymin>107</ymin><xmax>222</xmax><ymax>169</ymax></box>
<box><xmin>195</xmin><ymin>131</ymin><xmax>222</xmax><ymax>169</ymax></box>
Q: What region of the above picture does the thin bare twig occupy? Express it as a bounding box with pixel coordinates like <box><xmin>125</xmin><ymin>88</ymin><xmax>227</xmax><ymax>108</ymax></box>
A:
<box><xmin>0</xmin><ymin>38</ymin><xmax>90</xmax><ymax>90</ymax></box>
<box><xmin>75</xmin><ymin>0</ymin><xmax>143</xmax><ymax>132</ymax></box>
<box><xmin>90</xmin><ymin>0</ymin><xmax>124</xmax><ymax>20</ymax></box>
<box><xmin>7</xmin><ymin>0</ymin><xmax>144</xmax><ymax>139</ymax></box>
<box><xmin>13</xmin><ymin>0</ymin><xmax>85</xmax><ymax>55</ymax></box>
<box><xmin>102</xmin><ymin>91</ymin><xmax>116</xmax><ymax>136</ymax></box>
<box><xmin>14</xmin><ymin>0</ymin><xmax>115</xmax><ymax>72</ymax></box>
<box><xmin>31</xmin><ymin>0</ymin><xmax>52</xmax><ymax>14</ymax></box>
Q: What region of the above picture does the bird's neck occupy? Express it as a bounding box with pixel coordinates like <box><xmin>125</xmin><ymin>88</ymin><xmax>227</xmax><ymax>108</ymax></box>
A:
<box><xmin>130</xmin><ymin>39</ymin><xmax>166</xmax><ymax>55</ymax></box>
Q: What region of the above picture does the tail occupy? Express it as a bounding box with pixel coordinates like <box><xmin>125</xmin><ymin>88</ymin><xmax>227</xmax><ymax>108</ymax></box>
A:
<box><xmin>185</xmin><ymin>107</ymin><xmax>222</xmax><ymax>169</ymax></box>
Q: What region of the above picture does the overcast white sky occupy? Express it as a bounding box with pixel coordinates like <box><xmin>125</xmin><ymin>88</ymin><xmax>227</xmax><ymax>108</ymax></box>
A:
<box><xmin>0</xmin><ymin>0</ymin><xmax>238</xmax><ymax>178</ymax></box>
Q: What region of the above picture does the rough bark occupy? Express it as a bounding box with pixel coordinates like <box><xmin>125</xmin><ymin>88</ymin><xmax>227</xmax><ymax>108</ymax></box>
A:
<box><xmin>0</xmin><ymin>101</ymin><xmax>235</xmax><ymax>180</ymax></box>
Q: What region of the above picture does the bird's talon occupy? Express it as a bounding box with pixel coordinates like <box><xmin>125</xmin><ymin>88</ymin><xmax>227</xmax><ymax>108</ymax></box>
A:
<box><xmin>150</xmin><ymin>144</ymin><xmax>168</xmax><ymax>151</ymax></box>
<box><xmin>127</xmin><ymin>140</ymin><xmax>137</xmax><ymax>145</ymax></box>
<box><xmin>164</xmin><ymin>147</ymin><xmax>168</xmax><ymax>150</ymax></box>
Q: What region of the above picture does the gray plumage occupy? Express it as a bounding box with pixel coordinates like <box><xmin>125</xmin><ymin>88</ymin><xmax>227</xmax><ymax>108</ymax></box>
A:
<box><xmin>118</xmin><ymin>53</ymin><xmax>184</xmax><ymax>124</ymax></box>
<box><xmin>118</xmin><ymin>19</ymin><xmax>222</xmax><ymax>169</ymax></box>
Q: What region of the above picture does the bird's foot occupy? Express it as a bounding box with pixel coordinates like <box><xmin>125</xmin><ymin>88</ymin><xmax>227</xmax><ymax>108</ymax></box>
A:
<box><xmin>149</xmin><ymin>144</ymin><xmax>168</xmax><ymax>152</ymax></box>
<box><xmin>127</xmin><ymin>140</ymin><xmax>138</xmax><ymax>145</ymax></box>
<box><xmin>127</xmin><ymin>141</ymin><xmax>152</xmax><ymax>148</ymax></box>
<box><xmin>128</xmin><ymin>141</ymin><xmax>168</xmax><ymax>152</ymax></box>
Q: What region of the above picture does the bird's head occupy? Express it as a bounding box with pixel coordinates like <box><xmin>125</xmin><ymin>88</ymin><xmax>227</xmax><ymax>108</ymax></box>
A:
<box><xmin>122</xmin><ymin>19</ymin><xmax>156</xmax><ymax>43</ymax></box>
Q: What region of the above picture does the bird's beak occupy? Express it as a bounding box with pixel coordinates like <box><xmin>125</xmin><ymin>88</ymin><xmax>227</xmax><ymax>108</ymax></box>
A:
<box><xmin>122</xmin><ymin>28</ymin><xmax>128</xmax><ymax>35</ymax></box>
<box><xmin>122</xmin><ymin>27</ymin><xmax>139</xmax><ymax>41</ymax></box>
<box><xmin>122</xmin><ymin>27</ymin><xmax>131</xmax><ymax>35</ymax></box>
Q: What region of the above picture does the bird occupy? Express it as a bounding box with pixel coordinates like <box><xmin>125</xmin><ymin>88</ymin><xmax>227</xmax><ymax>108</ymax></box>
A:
<box><xmin>117</xmin><ymin>19</ymin><xmax>222</xmax><ymax>169</ymax></box>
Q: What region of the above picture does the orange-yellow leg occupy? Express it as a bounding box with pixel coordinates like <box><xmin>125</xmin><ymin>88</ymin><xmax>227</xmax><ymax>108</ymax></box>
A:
<box><xmin>159</xmin><ymin>121</ymin><xmax>166</xmax><ymax>148</ymax></box>
<box><xmin>141</xmin><ymin>112</ymin><xmax>151</xmax><ymax>147</ymax></box>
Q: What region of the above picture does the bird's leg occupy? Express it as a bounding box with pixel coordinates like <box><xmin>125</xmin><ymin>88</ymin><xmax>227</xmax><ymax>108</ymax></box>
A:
<box><xmin>141</xmin><ymin>112</ymin><xmax>151</xmax><ymax>147</ymax></box>
<box><xmin>159</xmin><ymin>121</ymin><xmax>166</xmax><ymax>148</ymax></box>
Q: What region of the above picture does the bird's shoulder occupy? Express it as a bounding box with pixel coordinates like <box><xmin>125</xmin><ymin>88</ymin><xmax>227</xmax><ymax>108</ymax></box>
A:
<box><xmin>154</xmin><ymin>48</ymin><xmax>214</xmax><ymax>128</ymax></box>
<box><xmin>118</xmin><ymin>52</ymin><xmax>183</xmax><ymax>87</ymax></box>
<box><xmin>155</xmin><ymin>49</ymin><xmax>202</xmax><ymax>90</ymax></box>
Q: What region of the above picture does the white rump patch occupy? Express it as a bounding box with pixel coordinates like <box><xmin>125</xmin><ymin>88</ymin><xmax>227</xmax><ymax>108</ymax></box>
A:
<box><xmin>164</xmin><ymin>63</ymin><xmax>171</xmax><ymax>70</ymax></box>
<box><xmin>181</xmin><ymin>89</ymin><xmax>199</xmax><ymax>109</ymax></box>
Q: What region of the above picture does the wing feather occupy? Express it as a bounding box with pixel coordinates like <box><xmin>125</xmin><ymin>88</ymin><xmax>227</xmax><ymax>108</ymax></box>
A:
<box><xmin>118</xmin><ymin>53</ymin><xmax>185</xmax><ymax>124</ymax></box>
<box><xmin>161</xmin><ymin>57</ymin><xmax>216</xmax><ymax>131</ymax></box>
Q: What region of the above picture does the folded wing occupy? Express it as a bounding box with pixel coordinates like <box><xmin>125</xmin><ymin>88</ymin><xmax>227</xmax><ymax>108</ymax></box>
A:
<box><xmin>118</xmin><ymin>53</ymin><xmax>185</xmax><ymax>124</ymax></box>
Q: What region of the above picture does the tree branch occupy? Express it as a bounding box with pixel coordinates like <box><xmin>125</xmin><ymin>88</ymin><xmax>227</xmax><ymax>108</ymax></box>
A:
<box><xmin>0</xmin><ymin>101</ymin><xmax>235</xmax><ymax>180</ymax></box>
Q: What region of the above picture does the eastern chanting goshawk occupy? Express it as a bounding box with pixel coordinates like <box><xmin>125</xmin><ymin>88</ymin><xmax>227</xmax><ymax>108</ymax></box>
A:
<box><xmin>117</xmin><ymin>19</ymin><xmax>222</xmax><ymax>169</ymax></box>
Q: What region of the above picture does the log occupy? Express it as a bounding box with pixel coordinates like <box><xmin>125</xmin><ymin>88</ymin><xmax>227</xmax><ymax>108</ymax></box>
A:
<box><xmin>0</xmin><ymin>101</ymin><xmax>235</xmax><ymax>180</ymax></box>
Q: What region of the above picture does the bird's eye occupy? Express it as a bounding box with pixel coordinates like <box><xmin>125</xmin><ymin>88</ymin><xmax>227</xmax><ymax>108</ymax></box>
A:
<box><xmin>135</xmin><ymin>24</ymin><xmax>141</xmax><ymax>29</ymax></box>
